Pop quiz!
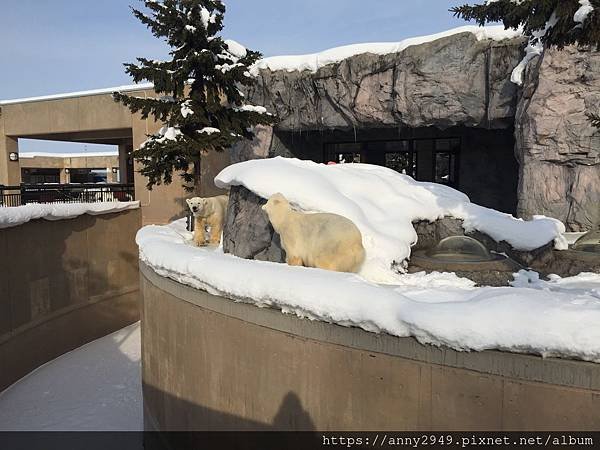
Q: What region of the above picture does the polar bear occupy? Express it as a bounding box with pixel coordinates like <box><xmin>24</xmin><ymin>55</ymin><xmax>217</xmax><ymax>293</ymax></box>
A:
<box><xmin>186</xmin><ymin>195</ymin><xmax>229</xmax><ymax>246</ymax></box>
<box><xmin>262</xmin><ymin>193</ymin><xmax>365</xmax><ymax>273</ymax></box>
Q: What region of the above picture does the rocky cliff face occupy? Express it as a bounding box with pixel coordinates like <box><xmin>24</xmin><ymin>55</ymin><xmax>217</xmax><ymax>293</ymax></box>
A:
<box><xmin>516</xmin><ymin>46</ymin><xmax>600</xmax><ymax>231</ymax></box>
<box><xmin>247</xmin><ymin>32</ymin><xmax>525</xmax><ymax>131</ymax></box>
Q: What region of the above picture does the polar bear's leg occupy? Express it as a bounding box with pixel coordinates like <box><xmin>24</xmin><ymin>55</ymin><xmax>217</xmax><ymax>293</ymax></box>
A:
<box><xmin>207</xmin><ymin>217</ymin><xmax>223</xmax><ymax>245</ymax></box>
<box><xmin>194</xmin><ymin>218</ymin><xmax>207</xmax><ymax>246</ymax></box>
<box><xmin>287</xmin><ymin>255</ymin><xmax>304</xmax><ymax>266</ymax></box>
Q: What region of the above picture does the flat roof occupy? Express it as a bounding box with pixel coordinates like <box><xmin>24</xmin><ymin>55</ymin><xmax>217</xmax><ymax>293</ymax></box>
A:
<box><xmin>0</xmin><ymin>83</ymin><xmax>154</xmax><ymax>106</ymax></box>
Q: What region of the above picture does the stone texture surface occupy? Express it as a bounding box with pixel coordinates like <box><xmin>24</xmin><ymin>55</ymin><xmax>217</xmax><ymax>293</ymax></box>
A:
<box><xmin>223</xmin><ymin>190</ymin><xmax>589</xmax><ymax>283</ymax></box>
<box><xmin>229</xmin><ymin>125</ymin><xmax>274</xmax><ymax>163</ymax></box>
<box><xmin>516</xmin><ymin>46</ymin><xmax>600</xmax><ymax>231</ymax></box>
<box><xmin>222</xmin><ymin>185</ymin><xmax>285</xmax><ymax>262</ymax></box>
<box><xmin>247</xmin><ymin>33</ymin><xmax>524</xmax><ymax>131</ymax></box>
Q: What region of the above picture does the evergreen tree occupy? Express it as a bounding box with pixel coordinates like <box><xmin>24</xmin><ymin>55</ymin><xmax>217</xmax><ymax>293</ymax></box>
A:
<box><xmin>114</xmin><ymin>0</ymin><xmax>276</xmax><ymax>189</ymax></box>
<box><xmin>451</xmin><ymin>0</ymin><xmax>599</xmax><ymax>50</ymax></box>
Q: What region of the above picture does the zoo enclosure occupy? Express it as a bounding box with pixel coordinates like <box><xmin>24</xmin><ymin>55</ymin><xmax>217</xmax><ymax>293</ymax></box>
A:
<box><xmin>0</xmin><ymin>183</ymin><xmax>135</xmax><ymax>207</ymax></box>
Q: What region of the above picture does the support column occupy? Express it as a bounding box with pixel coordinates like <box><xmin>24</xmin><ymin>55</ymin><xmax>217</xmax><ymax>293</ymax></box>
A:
<box><xmin>0</xmin><ymin>134</ymin><xmax>21</xmax><ymax>186</ymax></box>
<box><xmin>118</xmin><ymin>144</ymin><xmax>129</xmax><ymax>184</ymax></box>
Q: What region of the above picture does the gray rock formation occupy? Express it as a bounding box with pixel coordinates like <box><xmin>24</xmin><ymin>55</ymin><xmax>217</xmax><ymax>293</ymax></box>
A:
<box><xmin>247</xmin><ymin>32</ymin><xmax>525</xmax><ymax>131</ymax></box>
<box><xmin>222</xmin><ymin>185</ymin><xmax>285</xmax><ymax>262</ymax></box>
<box><xmin>223</xmin><ymin>188</ymin><xmax>594</xmax><ymax>284</ymax></box>
<box><xmin>516</xmin><ymin>46</ymin><xmax>600</xmax><ymax>231</ymax></box>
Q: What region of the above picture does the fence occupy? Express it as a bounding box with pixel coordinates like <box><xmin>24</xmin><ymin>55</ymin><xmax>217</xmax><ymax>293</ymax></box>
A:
<box><xmin>0</xmin><ymin>184</ymin><xmax>135</xmax><ymax>207</ymax></box>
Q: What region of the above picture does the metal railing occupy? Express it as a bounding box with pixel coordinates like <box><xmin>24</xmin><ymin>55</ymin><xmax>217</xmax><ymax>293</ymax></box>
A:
<box><xmin>0</xmin><ymin>184</ymin><xmax>135</xmax><ymax>207</ymax></box>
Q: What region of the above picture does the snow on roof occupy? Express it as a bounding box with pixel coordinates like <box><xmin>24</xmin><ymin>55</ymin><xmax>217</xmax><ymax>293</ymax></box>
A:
<box><xmin>215</xmin><ymin>157</ymin><xmax>566</xmax><ymax>283</ymax></box>
<box><xmin>0</xmin><ymin>26</ymin><xmax>523</xmax><ymax>105</ymax></box>
<box><xmin>20</xmin><ymin>151</ymin><xmax>119</xmax><ymax>159</ymax></box>
<box><xmin>0</xmin><ymin>201</ymin><xmax>139</xmax><ymax>229</ymax></box>
<box><xmin>0</xmin><ymin>83</ymin><xmax>154</xmax><ymax>106</ymax></box>
<box><xmin>137</xmin><ymin>219</ymin><xmax>600</xmax><ymax>362</ymax></box>
<box><xmin>249</xmin><ymin>25</ymin><xmax>523</xmax><ymax>75</ymax></box>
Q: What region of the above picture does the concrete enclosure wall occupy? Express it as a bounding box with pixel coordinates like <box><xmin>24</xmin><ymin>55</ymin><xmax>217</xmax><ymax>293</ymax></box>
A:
<box><xmin>141</xmin><ymin>263</ymin><xmax>600</xmax><ymax>431</ymax></box>
<box><xmin>0</xmin><ymin>209</ymin><xmax>141</xmax><ymax>391</ymax></box>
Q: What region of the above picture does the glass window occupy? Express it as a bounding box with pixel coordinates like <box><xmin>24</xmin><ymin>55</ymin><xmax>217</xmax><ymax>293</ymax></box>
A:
<box><xmin>435</xmin><ymin>152</ymin><xmax>456</xmax><ymax>185</ymax></box>
<box><xmin>385</xmin><ymin>152</ymin><xmax>415</xmax><ymax>177</ymax></box>
<box><xmin>335</xmin><ymin>152</ymin><xmax>361</xmax><ymax>164</ymax></box>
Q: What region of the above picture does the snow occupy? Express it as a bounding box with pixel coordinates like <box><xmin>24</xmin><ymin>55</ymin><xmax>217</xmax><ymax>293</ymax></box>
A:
<box><xmin>199</xmin><ymin>127</ymin><xmax>220</xmax><ymax>135</ymax></box>
<box><xmin>215</xmin><ymin>158</ymin><xmax>566</xmax><ymax>283</ymax></box>
<box><xmin>0</xmin><ymin>83</ymin><xmax>154</xmax><ymax>105</ymax></box>
<box><xmin>20</xmin><ymin>151</ymin><xmax>118</xmax><ymax>159</ymax></box>
<box><xmin>180</xmin><ymin>100</ymin><xmax>194</xmax><ymax>118</ymax></box>
<box><xmin>137</xmin><ymin>220</ymin><xmax>600</xmax><ymax>362</ymax></box>
<box><xmin>233</xmin><ymin>104</ymin><xmax>268</xmax><ymax>114</ymax></box>
<box><xmin>575</xmin><ymin>0</ymin><xmax>594</xmax><ymax>23</ymax></box>
<box><xmin>199</xmin><ymin>7</ymin><xmax>217</xmax><ymax>29</ymax></box>
<box><xmin>224</xmin><ymin>39</ymin><xmax>248</xmax><ymax>59</ymax></box>
<box><xmin>510</xmin><ymin>13</ymin><xmax>558</xmax><ymax>85</ymax></box>
<box><xmin>0</xmin><ymin>201</ymin><xmax>139</xmax><ymax>230</ymax></box>
<box><xmin>185</xmin><ymin>25</ymin><xmax>197</xmax><ymax>33</ymax></box>
<box><xmin>0</xmin><ymin>322</ymin><xmax>142</xmax><ymax>431</ymax></box>
<box><xmin>141</xmin><ymin>126</ymin><xmax>183</xmax><ymax>148</ymax></box>
<box><xmin>249</xmin><ymin>25</ymin><xmax>522</xmax><ymax>75</ymax></box>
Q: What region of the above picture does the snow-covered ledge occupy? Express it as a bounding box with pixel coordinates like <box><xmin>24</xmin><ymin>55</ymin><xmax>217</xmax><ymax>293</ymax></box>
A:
<box><xmin>0</xmin><ymin>201</ymin><xmax>139</xmax><ymax>229</ymax></box>
<box><xmin>139</xmin><ymin>261</ymin><xmax>600</xmax><ymax>431</ymax></box>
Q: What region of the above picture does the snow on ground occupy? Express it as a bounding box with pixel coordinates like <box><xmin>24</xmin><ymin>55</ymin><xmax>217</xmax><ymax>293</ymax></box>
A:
<box><xmin>137</xmin><ymin>220</ymin><xmax>600</xmax><ymax>362</ymax></box>
<box><xmin>249</xmin><ymin>25</ymin><xmax>522</xmax><ymax>75</ymax></box>
<box><xmin>0</xmin><ymin>201</ymin><xmax>139</xmax><ymax>229</ymax></box>
<box><xmin>215</xmin><ymin>157</ymin><xmax>566</xmax><ymax>283</ymax></box>
<box><xmin>0</xmin><ymin>323</ymin><xmax>142</xmax><ymax>431</ymax></box>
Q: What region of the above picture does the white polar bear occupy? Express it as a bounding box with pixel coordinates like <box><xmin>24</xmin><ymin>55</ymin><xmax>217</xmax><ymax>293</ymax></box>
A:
<box><xmin>262</xmin><ymin>193</ymin><xmax>365</xmax><ymax>273</ymax></box>
<box><xmin>186</xmin><ymin>195</ymin><xmax>229</xmax><ymax>246</ymax></box>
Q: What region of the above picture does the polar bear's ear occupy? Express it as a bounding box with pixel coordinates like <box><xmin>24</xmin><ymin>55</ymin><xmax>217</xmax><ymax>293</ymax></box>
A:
<box><xmin>186</xmin><ymin>199</ymin><xmax>191</xmax><ymax>205</ymax></box>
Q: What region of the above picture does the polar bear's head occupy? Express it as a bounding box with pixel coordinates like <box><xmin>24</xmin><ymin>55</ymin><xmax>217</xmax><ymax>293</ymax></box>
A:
<box><xmin>261</xmin><ymin>193</ymin><xmax>291</xmax><ymax>224</ymax></box>
<box><xmin>186</xmin><ymin>197</ymin><xmax>211</xmax><ymax>217</ymax></box>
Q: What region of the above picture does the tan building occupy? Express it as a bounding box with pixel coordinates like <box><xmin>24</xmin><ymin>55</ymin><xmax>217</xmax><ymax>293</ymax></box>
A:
<box><xmin>20</xmin><ymin>152</ymin><xmax>122</xmax><ymax>184</ymax></box>
<box><xmin>0</xmin><ymin>85</ymin><xmax>229</xmax><ymax>225</ymax></box>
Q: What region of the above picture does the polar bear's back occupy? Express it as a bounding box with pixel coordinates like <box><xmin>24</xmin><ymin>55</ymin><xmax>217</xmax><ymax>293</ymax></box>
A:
<box><xmin>292</xmin><ymin>211</ymin><xmax>365</xmax><ymax>273</ymax></box>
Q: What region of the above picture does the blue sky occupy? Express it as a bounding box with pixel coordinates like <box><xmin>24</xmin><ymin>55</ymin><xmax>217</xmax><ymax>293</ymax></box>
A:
<box><xmin>1</xmin><ymin>0</ymin><xmax>474</xmax><ymax>152</ymax></box>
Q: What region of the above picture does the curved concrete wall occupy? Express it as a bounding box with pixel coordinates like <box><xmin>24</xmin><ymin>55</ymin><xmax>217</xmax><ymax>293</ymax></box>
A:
<box><xmin>141</xmin><ymin>263</ymin><xmax>600</xmax><ymax>431</ymax></box>
<box><xmin>0</xmin><ymin>209</ymin><xmax>141</xmax><ymax>391</ymax></box>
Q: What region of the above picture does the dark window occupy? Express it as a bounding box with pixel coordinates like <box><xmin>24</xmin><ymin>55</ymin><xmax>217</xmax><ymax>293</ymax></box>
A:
<box><xmin>324</xmin><ymin>137</ymin><xmax>459</xmax><ymax>186</ymax></box>
<box><xmin>21</xmin><ymin>168</ymin><xmax>60</xmax><ymax>184</ymax></box>
<box><xmin>434</xmin><ymin>138</ymin><xmax>459</xmax><ymax>186</ymax></box>
<box><xmin>325</xmin><ymin>143</ymin><xmax>362</xmax><ymax>164</ymax></box>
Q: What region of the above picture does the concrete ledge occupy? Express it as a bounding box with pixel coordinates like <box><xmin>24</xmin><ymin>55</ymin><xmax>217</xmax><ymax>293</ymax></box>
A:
<box><xmin>141</xmin><ymin>263</ymin><xmax>600</xmax><ymax>431</ymax></box>
<box><xmin>0</xmin><ymin>210</ymin><xmax>141</xmax><ymax>391</ymax></box>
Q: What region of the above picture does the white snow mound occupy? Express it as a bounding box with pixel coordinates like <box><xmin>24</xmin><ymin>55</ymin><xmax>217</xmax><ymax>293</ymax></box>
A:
<box><xmin>215</xmin><ymin>157</ymin><xmax>566</xmax><ymax>283</ymax></box>
<box><xmin>250</xmin><ymin>25</ymin><xmax>522</xmax><ymax>75</ymax></box>
<box><xmin>0</xmin><ymin>201</ymin><xmax>139</xmax><ymax>229</ymax></box>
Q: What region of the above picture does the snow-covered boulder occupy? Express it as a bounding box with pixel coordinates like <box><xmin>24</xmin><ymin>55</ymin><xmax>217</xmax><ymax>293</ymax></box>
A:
<box><xmin>216</xmin><ymin>157</ymin><xmax>566</xmax><ymax>283</ymax></box>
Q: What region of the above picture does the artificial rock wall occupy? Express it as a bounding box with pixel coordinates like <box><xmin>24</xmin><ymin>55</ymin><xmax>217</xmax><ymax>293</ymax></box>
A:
<box><xmin>239</xmin><ymin>32</ymin><xmax>600</xmax><ymax>231</ymax></box>
<box><xmin>516</xmin><ymin>46</ymin><xmax>600</xmax><ymax>230</ymax></box>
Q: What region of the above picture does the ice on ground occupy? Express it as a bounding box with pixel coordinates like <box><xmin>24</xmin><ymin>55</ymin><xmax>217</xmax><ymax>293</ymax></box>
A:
<box><xmin>0</xmin><ymin>323</ymin><xmax>142</xmax><ymax>431</ymax></box>
<box><xmin>215</xmin><ymin>157</ymin><xmax>566</xmax><ymax>283</ymax></box>
<box><xmin>0</xmin><ymin>201</ymin><xmax>140</xmax><ymax>229</ymax></box>
<box><xmin>137</xmin><ymin>221</ymin><xmax>600</xmax><ymax>362</ymax></box>
<box><xmin>250</xmin><ymin>25</ymin><xmax>522</xmax><ymax>75</ymax></box>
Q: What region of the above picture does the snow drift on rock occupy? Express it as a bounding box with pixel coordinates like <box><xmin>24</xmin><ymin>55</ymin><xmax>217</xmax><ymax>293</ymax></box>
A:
<box><xmin>136</xmin><ymin>220</ymin><xmax>600</xmax><ymax>362</ymax></box>
<box><xmin>0</xmin><ymin>201</ymin><xmax>139</xmax><ymax>229</ymax></box>
<box><xmin>215</xmin><ymin>158</ymin><xmax>566</xmax><ymax>283</ymax></box>
<box><xmin>250</xmin><ymin>25</ymin><xmax>522</xmax><ymax>75</ymax></box>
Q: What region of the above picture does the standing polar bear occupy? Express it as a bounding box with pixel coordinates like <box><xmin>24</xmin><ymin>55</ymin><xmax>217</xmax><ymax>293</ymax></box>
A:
<box><xmin>186</xmin><ymin>195</ymin><xmax>229</xmax><ymax>246</ymax></box>
<box><xmin>262</xmin><ymin>193</ymin><xmax>365</xmax><ymax>273</ymax></box>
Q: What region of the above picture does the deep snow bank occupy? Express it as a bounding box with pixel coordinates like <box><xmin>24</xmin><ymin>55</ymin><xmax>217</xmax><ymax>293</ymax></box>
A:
<box><xmin>250</xmin><ymin>25</ymin><xmax>522</xmax><ymax>75</ymax></box>
<box><xmin>0</xmin><ymin>201</ymin><xmax>139</xmax><ymax>229</ymax></box>
<box><xmin>137</xmin><ymin>220</ymin><xmax>600</xmax><ymax>362</ymax></box>
<box><xmin>215</xmin><ymin>158</ymin><xmax>566</xmax><ymax>283</ymax></box>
